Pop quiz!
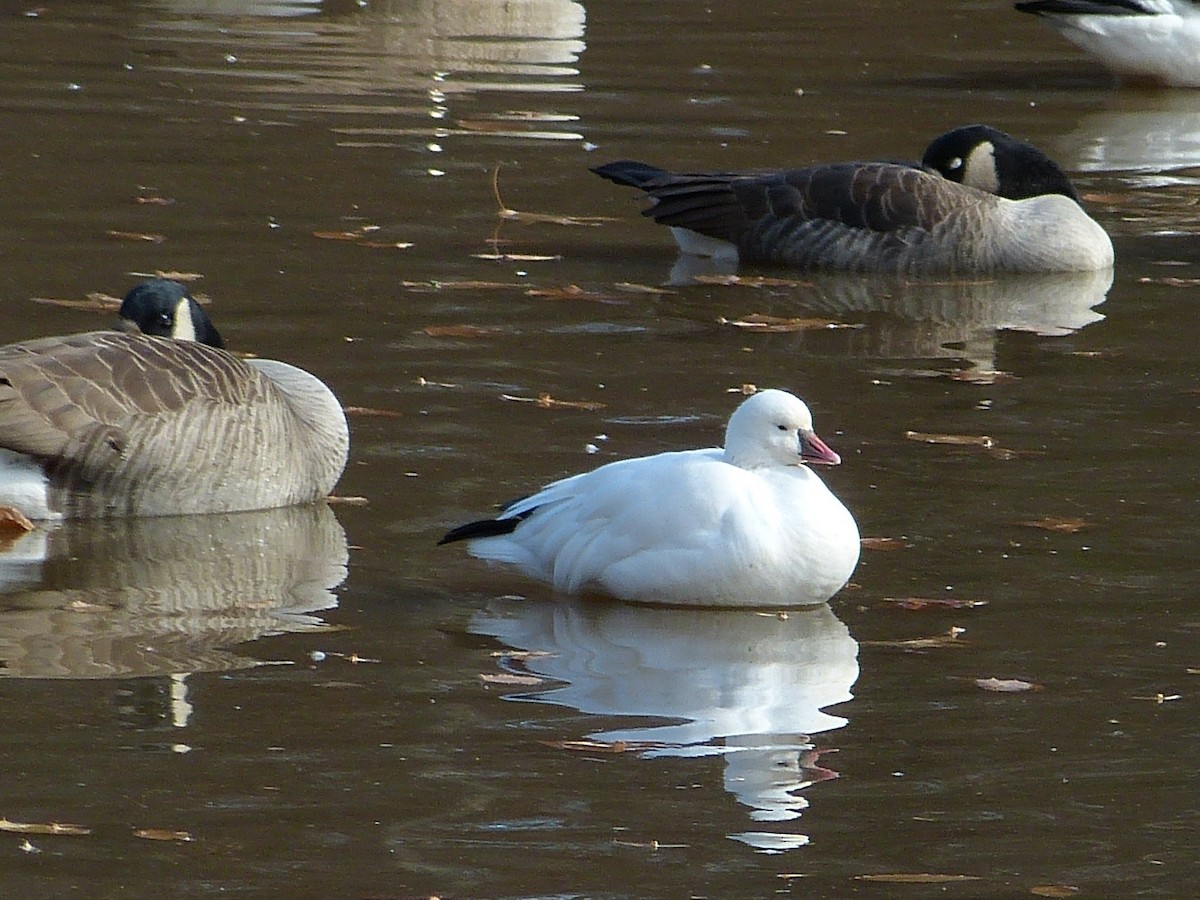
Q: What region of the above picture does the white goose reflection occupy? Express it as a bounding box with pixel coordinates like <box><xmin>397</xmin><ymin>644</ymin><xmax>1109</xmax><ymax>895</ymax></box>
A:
<box><xmin>0</xmin><ymin>503</ymin><xmax>348</xmax><ymax>680</ymax></box>
<box><xmin>470</xmin><ymin>596</ymin><xmax>859</xmax><ymax>850</ymax></box>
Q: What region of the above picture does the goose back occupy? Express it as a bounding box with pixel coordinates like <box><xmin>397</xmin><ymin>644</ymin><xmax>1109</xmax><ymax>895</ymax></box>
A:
<box><xmin>0</xmin><ymin>331</ymin><xmax>348</xmax><ymax>518</ymax></box>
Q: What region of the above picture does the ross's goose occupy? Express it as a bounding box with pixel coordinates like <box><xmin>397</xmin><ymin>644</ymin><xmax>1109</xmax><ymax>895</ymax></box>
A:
<box><xmin>439</xmin><ymin>389</ymin><xmax>860</xmax><ymax>607</ymax></box>
<box><xmin>591</xmin><ymin>124</ymin><xmax>1113</xmax><ymax>274</ymax></box>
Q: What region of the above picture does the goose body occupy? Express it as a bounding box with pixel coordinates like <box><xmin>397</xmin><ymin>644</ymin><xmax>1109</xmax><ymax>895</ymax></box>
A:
<box><xmin>1016</xmin><ymin>1</ymin><xmax>1200</xmax><ymax>87</ymax></box>
<box><xmin>592</xmin><ymin>125</ymin><xmax>1113</xmax><ymax>274</ymax></box>
<box><xmin>440</xmin><ymin>390</ymin><xmax>860</xmax><ymax>608</ymax></box>
<box><xmin>0</xmin><ymin>280</ymin><xmax>349</xmax><ymax>519</ymax></box>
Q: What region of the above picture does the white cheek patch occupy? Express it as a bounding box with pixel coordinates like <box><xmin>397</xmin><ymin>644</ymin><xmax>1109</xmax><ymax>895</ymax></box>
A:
<box><xmin>171</xmin><ymin>297</ymin><xmax>197</xmax><ymax>342</ymax></box>
<box><xmin>963</xmin><ymin>141</ymin><xmax>999</xmax><ymax>194</ymax></box>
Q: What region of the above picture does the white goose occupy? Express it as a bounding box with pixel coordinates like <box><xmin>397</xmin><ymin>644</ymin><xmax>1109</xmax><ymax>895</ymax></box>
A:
<box><xmin>0</xmin><ymin>279</ymin><xmax>349</xmax><ymax>519</ymax></box>
<box><xmin>1016</xmin><ymin>1</ymin><xmax>1200</xmax><ymax>87</ymax></box>
<box><xmin>592</xmin><ymin>124</ymin><xmax>1113</xmax><ymax>274</ymax></box>
<box><xmin>440</xmin><ymin>389</ymin><xmax>860</xmax><ymax>608</ymax></box>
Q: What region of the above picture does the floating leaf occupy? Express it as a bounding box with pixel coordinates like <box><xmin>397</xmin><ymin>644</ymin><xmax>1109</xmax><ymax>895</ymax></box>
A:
<box><xmin>420</xmin><ymin>324</ymin><xmax>505</xmax><ymax>339</ymax></box>
<box><xmin>542</xmin><ymin>739</ymin><xmax>668</xmax><ymax>754</ymax></box>
<box><xmin>403</xmin><ymin>280</ymin><xmax>516</xmax><ymax>291</ymax></box>
<box><xmin>882</xmin><ymin>597</ymin><xmax>988</xmax><ymax>610</ymax></box>
<box><xmin>0</xmin><ymin>818</ymin><xmax>90</xmax><ymax>836</ymax></box>
<box><xmin>501</xmin><ymin>393</ymin><xmax>606</xmax><ymax>411</ymax></box>
<box><xmin>976</xmin><ymin>677</ymin><xmax>1042</xmax><ymax>693</ymax></box>
<box><xmin>31</xmin><ymin>292</ymin><xmax>122</xmax><ymax>311</ymax></box>
<box><xmin>717</xmin><ymin>313</ymin><xmax>856</xmax><ymax>332</ymax></box>
<box><xmin>614</xmin><ymin>282</ymin><xmax>675</xmax><ymax>295</ymax></box>
<box><xmin>326</xmin><ymin>495</ymin><xmax>369</xmax><ymax>506</ymax></box>
<box><xmin>491</xmin><ymin>165</ymin><xmax>616</xmax><ymax>226</ymax></box>
<box><xmin>1137</xmin><ymin>276</ymin><xmax>1200</xmax><ymax>287</ymax></box>
<box><xmin>105</xmin><ymin>230</ymin><xmax>165</xmax><ymax>243</ymax></box>
<box><xmin>947</xmin><ymin>369</ymin><xmax>1020</xmax><ymax>385</ymax></box>
<box><xmin>473</xmin><ymin>252</ymin><xmax>561</xmax><ymax>262</ymax></box>
<box><xmin>134</xmin><ymin>195</ymin><xmax>175</xmax><ymax>206</ymax></box>
<box><xmin>526</xmin><ymin>284</ymin><xmax>628</xmax><ymax>304</ymax></box>
<box><xmin>860</xmin><ymin>537</ymin><xmax>910</xmax><ymax>551</ymax></box>
<box><xmin>415</xmin><ymin>376</ymin><xmax>458</xmax><ymax>388</ymax></box>
<box><xmin>343</xmin><ymin>406</ymin><xmax>404</xmax><ymax>418</ymax></box>
<box><xmin>479</xmin><ymin>672</ymin><xmax>544</xmax><ymax>686</ymax></box>
<box><xmin>905</xmin><ymin>430</ymin><xmax>995</xmax><ymax>448</ymax></box>
<box><xmin>1031</xmin><ymin>885</ymin><xmax>1080</xmax><ymax>898</ymax></box>
<box><xmin>0</xmin><ymin>507</ymin><xmax>35</xmax><ymax>534</ymax></box>
<box><xmin>133</xmin><ymin>828</ymin><xmax>194</xmax><ymax>842</ymax></box>
<box><xmin>693</xmin><ymin>274</ymin><xmax>814</xmax><ymax>288</ymax></box>
<box><xmin>313</xmin><ymin>230</ymin><xmax>369</xmax><ymax>241</ymax></box>
<box><xmin>1014</xmin><ymin>517</ymin><xmax>1090</xmax><ymax>533</ymax></box>
<box><xmin>862</xmin><ymin>628</ymin><xmax>968</xmax><ymax>650</ymax></box>
<box><xmin>856</xmin><ymin>874</ymin><xmax>982</xmax><ymax>884</ymax></box>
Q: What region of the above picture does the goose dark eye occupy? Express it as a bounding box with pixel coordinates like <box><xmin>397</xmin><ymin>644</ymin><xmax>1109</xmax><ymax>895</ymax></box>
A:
<box><xmin>776</xmin><ymin>424</ymin><xmax>788</xmax><ymax>431</ymax></box>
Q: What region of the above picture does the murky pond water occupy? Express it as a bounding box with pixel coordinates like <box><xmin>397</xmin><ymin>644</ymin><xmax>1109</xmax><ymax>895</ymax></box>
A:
<box><xmin>1</xmin><ymin>1</ymin><xmax>1197</xmax><ymax>896</ymax></box>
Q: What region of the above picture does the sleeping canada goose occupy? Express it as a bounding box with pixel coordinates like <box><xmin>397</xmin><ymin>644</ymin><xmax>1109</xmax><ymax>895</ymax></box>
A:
<box><xmin>1015</xmin><ymin>1</ymin><xmax>1200</xmax><ymax>88</ymax></box>
<box><xmin>0</xmin><ymin>279</ymin><xmax>349</xmax><ymax>519</ymax></box>
<box><xmin>439</xmin><ymin>389</ymin><xmax>860</xmax><ymax>608</ymax></box>
<box><xmin>591</xmin><ymin>124</ymin><xmax>1113</xmax><ymax>274</ymax></box>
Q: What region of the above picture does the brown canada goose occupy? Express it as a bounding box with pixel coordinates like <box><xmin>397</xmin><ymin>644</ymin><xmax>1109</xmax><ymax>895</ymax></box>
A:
<box><xmin>591</xmin><ymin>124</ymin><xmax>1113</xmax><ymax>274</ymax></box>
<box><xmin>0</xmin><ymin>279</ymin><xmax>349</xmax><ymax>519</ymax></box>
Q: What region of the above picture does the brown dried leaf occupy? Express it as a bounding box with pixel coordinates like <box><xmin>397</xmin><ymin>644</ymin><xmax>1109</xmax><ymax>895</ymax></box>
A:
<box><xmin>0</xmin><ymin>506</ymin><xmax>35</xmax><ymax>533</ymax></box>
<box><xmin>343</xmin><ymin>406</ymin><xmax>404</xmax><ymax>418</ymax></box>
<box><xmin>473</xmin><ymin>252</ymin><xmax>561</xmax><ymax>262</ymax></box>
<box><xmin>420</xmin><ymin>324</ymin><xmax>505</xmax><ymax>338</ymax></box>
<box><xmin>541</xmin><ymin>739</ymin><xmax>666</xmax><ymax>754</ymax></box>
<box><xmin>860</xmin><ymin>537</ymin><xmax>910</xmax><ymax>551</ymax></box>
<box><xmin>358</xmin><ymin>240</ymin><xmax>413</xmax><ymax>249</ymax></box>
<box><xmin>526</xmin><ymin>284</ymin><xmax>627</xmax><ymax>303</ymax></box>
<box><xmin>882</xmin><ymin>597</ymin><xmax>988</xmax><ymax>610</ymax></box>
<box><xmin>862</xmin><ymin>628</ymin><xmax>968</xmax><ymax>650</ymax></box>
<box><xmin>501</xmin><ymin>393</ymin><xmax>606</xmax><ymax>411</ymax></box>
<box><xmin>905</xmin><ymin>430</ymin><xmax>995</xmax><ymax>448</ymax></box>
<box><xmin>693</xmin><ymin>274</ymin><xmax>814</xmax><ymax>288</ymax></box>
<box><xmin>1014</xmin><ymin>517</ymin><xmax>1090</xmax><ymax>533</ymax></box>
<box><xmin>105</xmin><ymin>230</ymin><xmax>165</xmax><ymax>243</ymax></box>
<box><xmin>1030</xmin><ymin>885</ymin><xmax>1080</xmax><ymax>898</ymax></box>
<box><xmin>614</xmin><ymin>282</ymin><xmax>675</xmax><ymax>295</ymax></box>
<box><xmin>479</xmin><ymin>672</ymin><xmax>544</xmax><ymax>686</ymax></box>
<box><xmin>717</xmin><ymin>313</ymin><xmax>855</xmax><ymax>333</ymax></box>
<box><xmin>134</xmin><ymin>195</ymin><xmax>175</xmax><ymax>206</ymax></box>
<box><xmin>0</xmin><ymin>818</ymin><xmax>91</xmax><ymax>836</ymax></box>
<box><xmin>326</xmin><ymin>495</ymin><xmax>369</xmax><ymax>506</ymax></box>
<box><xmin>976</xmin><ymin>677</ymin><xmax>1043</xmax><ymax>693</ymax></box>
<box><xmin>856</xmin><ymin>874</ymin><xmax>982</xmax><ymax>884</ymax></box>
<box><xmin>30</xmin><ymin>294</ymin><xmax>122</xmax><ymax>312</ymax></box>
<box><xmin>491</xmin><ymin>164</ymin><xmax>616</xmax><ymax>227</ymax></box>
<box><xmin>133</xmin><ymin>828</ymin><xmax>194</xmax><ymax>842</ymax></box>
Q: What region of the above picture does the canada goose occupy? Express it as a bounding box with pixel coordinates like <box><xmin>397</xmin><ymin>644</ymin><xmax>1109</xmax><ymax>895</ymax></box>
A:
<box><xmin>0</xmin><ymin>279</ymin><xmax>349</xmax><ymax>519</ymax></box>
<box><xmin>440</xmin><ymin>389</ymin><xmax>860</xmax><ymax>608</ymax></box>
<box><xmin>1015</xmin><ymin>1</ymin><xmax>1200</xmax><ymax>87</ymax></box>
<box><xmin>591</xmin><ymin>124</ymin><xmax>1113</xmax><ymax>274</ymax></box>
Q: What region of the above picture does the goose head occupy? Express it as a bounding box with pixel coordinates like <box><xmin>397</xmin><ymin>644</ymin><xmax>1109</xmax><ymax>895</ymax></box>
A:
<box><xmin>723</xmin><ymin>389</ymin><xmax>841</xmax><ymax>470</ymax></box>
<box><xmin>922</xmin><ymin>124</ymin><xmax>1082</xmax><ymax>203</ymax></box>
<box><xmin>116</xmin><ymin>279</ymin><xmax>225</xmax><ymax>348</ymax></box>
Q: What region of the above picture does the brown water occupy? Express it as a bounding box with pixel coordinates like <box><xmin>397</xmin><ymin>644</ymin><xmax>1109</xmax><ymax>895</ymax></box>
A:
<box><xmin>1</xmin><ymin>1</ymin><xmax>1198</xmax><ymax>896</ymax></box>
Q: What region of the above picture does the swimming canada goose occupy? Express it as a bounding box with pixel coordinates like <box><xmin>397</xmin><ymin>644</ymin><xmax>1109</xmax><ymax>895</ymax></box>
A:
<box><xmin>0</xmin><ymin>279</ymin><xmax>349</xmax><ymax>519</ymax></box>
<box><xmin>591</xmin><ymin>124</ymin><xmax>1113</xmax><ymax>274</ymax></box>
<box><xmin>1015</xmin><ymin>1</ymin><xmax>1200</xmax><ymax>87</ymax></box>
<box><xmin>439</xmin><ymin>389</ymin><xmax>860</xmax><ymax>608</ymax></box>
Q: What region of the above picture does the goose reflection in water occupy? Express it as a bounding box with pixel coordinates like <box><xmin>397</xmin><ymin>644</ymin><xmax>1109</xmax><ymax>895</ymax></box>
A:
<box><xmin>0</xmin><ymin>503</ymin><xmax>348</xmax><ymax>682</ymax></box>
<box><xmin>674</xmin><ymin>264</ymin><xmax>1113</xmax><ymax>372</ymax></box>
<box><xmin>470</xmin><ymin>595</ymin><xmax>859</xmax><ymax>851</ymax></box>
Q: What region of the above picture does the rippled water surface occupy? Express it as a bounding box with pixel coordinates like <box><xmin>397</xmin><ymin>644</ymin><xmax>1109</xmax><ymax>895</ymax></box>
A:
<box><xmin>1</xmin><ymin>1</ymin><xmax>1197</xmax><ymax>897</ymax></box>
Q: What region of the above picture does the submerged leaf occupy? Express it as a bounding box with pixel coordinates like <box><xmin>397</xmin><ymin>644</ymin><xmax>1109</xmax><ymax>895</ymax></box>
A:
<box><xmin>882</xmin><ymin>597</ymin><xmax>988</xmax><ymax>610</ymax></box>
<box><xmin>717</xmin><ymin>313</ymin><xmax>856</xmax><ymax>332</ymax></box>
<box><xmin>860</xmin><ymin>537</ymin><xmax>911</xmax><ymax>551</ymax></box>
<box><xmin>420</xmin><ymin>324</ymin><xmax>505</xmax><ymax>338</ymax></box>
<box><xmin>905</xmin><ymin>431</ymin><xmax>995</xmax><ymax>448</ymax></box>
<box><xmin>856</xmin><ymin>874</ymin><xmax>982</xmax><ymax>884</ymax></box>
<box><xmin>133</xmin><ymin>828</ymin><xmax>194</xmax><ymax>842</ymax></box>
<box><xmin>105</xmin><ymin>230</ymin><xmax>165</xmax><ymax>243</ymax></box>
<box><xmin>501</xmin><ymin>393</ymin><xmax>606</xmax><ymax>411</ymax></box>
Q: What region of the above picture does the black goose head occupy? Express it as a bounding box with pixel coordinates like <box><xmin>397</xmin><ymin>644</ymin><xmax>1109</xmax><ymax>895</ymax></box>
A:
<box><xmin>117</xmin><ymin>279</ymin><xmax>225</xmax><ymax>349</ymax></box>
<box><xmin>921</xmin><ymin>124</ymin><xmax>1082</xmax><ymax>203</ymax></box>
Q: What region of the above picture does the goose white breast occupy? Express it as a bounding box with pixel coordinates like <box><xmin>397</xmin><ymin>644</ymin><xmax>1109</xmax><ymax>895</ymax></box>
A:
<box><xmin>440</xmin><ymin>389</ymin><xmax>860</xmax><ymax>608</ymax></box>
